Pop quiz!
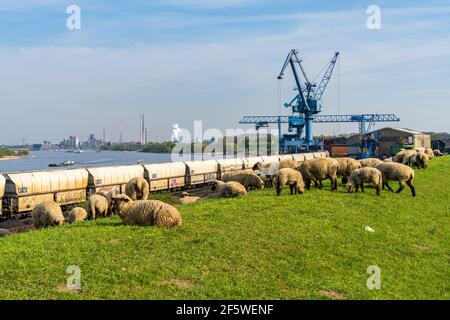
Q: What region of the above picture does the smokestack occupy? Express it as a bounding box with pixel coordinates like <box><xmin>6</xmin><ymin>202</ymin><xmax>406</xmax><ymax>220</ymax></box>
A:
<box><xmin>145</xmin><ymin>128</ymin><xmax>148</xmax><ymax>145</ymax></box>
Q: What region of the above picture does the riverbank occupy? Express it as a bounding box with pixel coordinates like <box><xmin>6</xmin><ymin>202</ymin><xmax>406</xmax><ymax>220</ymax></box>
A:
<box><xmin>0</xmin><ymin>156</ymin><xmax>20</xmax><ymax>161</ymax></box>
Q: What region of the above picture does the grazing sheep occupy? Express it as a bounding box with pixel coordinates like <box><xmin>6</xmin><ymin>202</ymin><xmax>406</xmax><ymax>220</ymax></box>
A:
<box><xmin>434</xmin><ymin>149</ymin><xmax>444</xmax><ymax>157</ymax></box>
<box><xmin>258</xmin><ymin>173</ymin><xmax>270</xmax><ymax>187</ymax></box>
<box><xmin>299</xmin><ymin>158</ymin><xmax>339</xmax><ymax>190</ymax></box>
<box><xmin>359</xmin><ymin>158</ymin><xmax>383</xmax><ymax>168</ymax></box>
<box><xmin>424</xmin><ymin>147</ymin><xmax>434</xmax><ymax>159</ymax></box>
<box><xmin>278</xmin><ymin>160</ymin><xmax>300</xmax><ymax>170</ymax></box>
<box><xmin>393</xmin><ymin>150</ymin><xmax>409</xmax><ymax>163</ymax></box>
<box><xmin>87</xmin><ymin>194</ymin><xmax>109</xmax><ymax>220</ymax></box>
<box><xmin>383</xmin><ymin>157</ymin><xmax>393</xmax><ymax>162</ymax></box>
<box><xmin>410</xmin><ymin>151</ymin><xmax>429</xmax><ymax>169</ymax></box>
<box><xmin>125</xmin><ymin>177</ymin><xmax>150</xmax><ymax>200</ymax></box>
<box><xmin>31</xmin><ymin>201</ymin><xmax>65</xmax><ymax>229</ymax></box>
<box><xmin>221</xmin><ymin>169</ymin><xmax>254</xmax><ymax>181</ymax></box>
<box><xmin>375</xmin><ymin>162</ymin><xmax>416</xmax><ymax>197</ymax></box>
<box><xmin>346</xmin><ymin>167</ymin><xmax>382</xmax><ymax>196</ymax></box>
<box><xmin>274</xmin><ymin>168</ymin><xmax>304</xmax><ymax>196</ymax></box>
<box><xmin>334</xmin><ymin>157</ymin><xmax>362</xmax><ymax>183</ymax></box>
<box><xmin>113</xmin><ymin>194</ymin><xmax>182</xmax><ymax>228</ymax></box>
<box><xmin>68</xmin><ymin>207</ymin><xmax>88</xmax><ymax>224</ymax></box>
<box><xmin>210</xmin><ymin>180</ymin><xmax>247</xmax><ymax>198</ymax></box>
<box><xmin>222</xmin><ymin>172</ymin><xmax>264</xmax><ymax>191</ymax></box>
<box><xmin>0</xmin><ymin>229</ymin><xmax>11</xmax><ymax>237</ymax></box>
<box><xmin>179</xmin><ymin>192</ymin><xmax>200</xmax><ymax>204</ymax></box>
<box><xmin>94</xmin><ymin>190</ymin><xmax>115</xmax><ymax>215</ymax></box>
<box><xmin>400</xmin><ymin>150</ymin><xmax>418</xmax><ymax>166</ymax></box>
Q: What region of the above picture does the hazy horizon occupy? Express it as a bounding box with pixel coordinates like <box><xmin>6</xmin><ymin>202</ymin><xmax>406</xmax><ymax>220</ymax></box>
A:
<box><xmin>1</xmin><ymin>0</ymin><xmax>449</xmax><ymax>145</ymax></box>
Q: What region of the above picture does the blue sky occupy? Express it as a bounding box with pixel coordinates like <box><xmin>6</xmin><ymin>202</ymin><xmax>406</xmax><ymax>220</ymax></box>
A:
<box><xmin>0</xmin><ymin>0</ymin><xmax>449</xmax><ymax>144</ymax></box>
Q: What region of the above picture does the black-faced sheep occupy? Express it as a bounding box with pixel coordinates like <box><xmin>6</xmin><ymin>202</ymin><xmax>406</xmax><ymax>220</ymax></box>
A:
<box><xmin>113</xmin><ymin>195</ymin><xmax>182</xmax><ymax>228</ymax></box>
<box><xmin>346</xmin><ymin>167</ymin><xmax>382</xmax><ymax>196</ymax></box>
<box><xmin>434</xmin><ymin>149</ymin><xmax>444</xmax><ymax>157</ymax></box>
<box><xmin>31</xmin><ymin>201</ymin><xmax>65</xmax><ymax>229</ymax></box>
<box><xmin>222</xmin><ymin>172</ymin><xmax>264</xmax><ymax>191</ymax></box>
<box><xmin>299</xmin><ymin>158</ymin><xmax>339</xmax><ymax>190</ymax></box>
<box><xmin>274</xmin><ymin>168</ymin><xmax>304</xmax><ymax>196</ymax></box>
<box><xmin>125</xmin><ymin>177</ymin><xmax>150</xmax><ymax>200</ymax></box>
<box><xmin>179</xmin><ymin>192</ymin><xmax>200</xmax><ymax>204</ymax></box>
<box><xmin>334</xmin><ymin>157</ymin><xmax>362</xmax><ymax>184</ymax></box>
<box><xmin>210</xmin><ymin>180</ymin><xmax>247</xmax><ymax>198</ymax></box>
<box><xmin>424</xmin><ymin>148</ymin><xmax>434</xmax><ymax>159</ymax></box>
<box><xmin>359</xmin><ymin>158</ymin><xmax>383</xmax><ymax>168</ymax></box>
<box><xmin>68</xmin><ymin>207</ymin><xmax>87</xmax><ymax>224</ymax></box>
<box><xmin>87</xmin><ymin>194</ymin><xmax>109</xmax><ymax>220</ymax></box>
<box><xmin>375</xmin><ymin>162</ymin><xmax>416</xmax><ymax>197</ymax></box>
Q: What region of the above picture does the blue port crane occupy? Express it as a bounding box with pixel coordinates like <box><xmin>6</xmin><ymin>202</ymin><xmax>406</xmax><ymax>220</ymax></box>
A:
<box><xmin>277</xmin><ymin>49</ymin><xmax>340</xmax><ymax>151</ymax></box>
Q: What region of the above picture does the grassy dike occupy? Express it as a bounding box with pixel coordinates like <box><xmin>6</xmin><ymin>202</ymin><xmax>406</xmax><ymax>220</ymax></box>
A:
<box><xmin>0</xmin><ymin>157</ymin><xmax>449</xmax><ymax>300</ymax></box>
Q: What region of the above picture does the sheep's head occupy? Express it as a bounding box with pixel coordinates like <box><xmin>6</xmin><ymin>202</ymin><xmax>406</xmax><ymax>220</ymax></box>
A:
<box><xmin>211</xmin><ymin>180</ymin><xmax>224</xmax><ymax>192</ymax></box>
<box><xmin>345</xmin><ymin>183</ymin><xmax>354</xmax><ymax>193</ymax></box>
<box><xmin>180</xmin><ymin>192</ymin><xmax>190</xmax><ymax>198</ymax></box>
<box><xmin>252</xmin><ymin>162</ymin><xmax>263</xmax><ymax>171</ymax></box>
<box><xmin>112</xmin><ymin>194</ymin><xmax>133</xmax><ymax>219</ymax></box>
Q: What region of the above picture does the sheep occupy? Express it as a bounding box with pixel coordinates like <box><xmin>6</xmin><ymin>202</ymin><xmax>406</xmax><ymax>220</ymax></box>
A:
<box><xmin>434</xmin><ymin>149</ymin><xmax>444</xmax><ymax>157</ymax></box>
<box><xmin>424</xmin><ymin>147</ymin><xmax>434</xmax><ymax>159</ymax></box>
<box><xmin>94</xmin><ymin>189</ymin><xmax>116</xmax><ymax>215</ymax></box>
<box><xmin>87</xmin><ymin>194</ymin><xmax>109</xmax><ymax>220</ymax></box>
<box><xmin>179</xmin><ymin>192</ymin><xmax>200</xmax><ymax>204</ymax></box>
<box><xmin>125</xmin><ymin>177</ymin><xmax>150</xmax><ymax>200</ymax></box>
<box><xmin>383</xmin><ymin>157</ymin><xmax>393</xmax><ymax>162</ymax></box>
<box><xmin>31</xmin><ymin>201</ymin><xmax>65</xmax><ymax>229</ymax></box>
<box><xmin>375</xmin><ymin>162</ymin><xmax>416</xmax><ymax>197</ymax></box>
<box><xmin>393</xmin><ymin>150</ymin><xmax>409</xmax><ymax>163</ymax></box>
<box><xmin>278</xmin><ymin>159</ymin><xmax>301</xmax><ymax>170</ymax></box>
<box><xmin>400</xmin><ymin>150</ymin><xmax>417</xmax><ymax>166</ymax></box>
<box><xmin>113</xmin><ymin>194</ymin><xmax>182</xmax><ymax>228</ymax></box>
<box><xmin>0</xmin><ymin>229</ymin><xmax>11</xmax><ymax>237</ymax></box>
<box><xmin>221</xmin><ymin>169</ymin><xmax>254</xmax><ymax>181</ymax></box>
<box><xmin>68</xmin><ymin>207</ymin><xmax>87</xmax><ymax>224</ymax></box>
<box><xmin>345</xmin><ymin>167</ymin><xmax>382</xmax><ymax>196</ymax></box>
<box><xmin>410</xmin><ymin>151</ymin><xmax>429</xmax><ymax>169</ymax></box>
<box><xmin>210</xmin><ymin>180</ymin><xmax>247</xmax><ymax>198</ymax></box>
<box><xmin>222</xmin><ymin>172</ymin><xmax>264</xmax><ymax>191</ymax></box>
<box><xmin>359</xmin><ymin>158</ymin><xmax>383</xmax><ymax>168</ymax></box>
<box><xmin>299</xmin><ymin>158</ymin><xmax>339</xmax><ymax>190</ymax></box>
<box><xmin>334</xmin><ymin>157</ymin><xmax>362</xmax><ymax>184</ymax></box>
<box><xmin>273</xmin><ymin>168</ymin><xmax>304</xmax><ymax>196</ymax></box>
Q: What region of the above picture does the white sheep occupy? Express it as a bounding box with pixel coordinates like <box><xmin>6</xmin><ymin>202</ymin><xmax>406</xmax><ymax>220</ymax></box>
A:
<box><xmin>210</xmin><ymin>180</ymin><xmax>247</xmax><ymax>198</ymax></box>
<box><xmin>113</xmin><ymin>194</ymin><xmax>182</xmax><ymax>228</ymax></box>
<box><xmin>375</xmin><ymin>162</ymin><xmax>416</xmax><ymax>197</ymax></box>
<box><xmin>87</xmin><ymin>194</ymin><xmax>109</xmax><ymax>220</ymax></box>
<box><xmin>125</xmin><ymin>177</ymin><xmax>150</xmax><ymax>200</ymax></box>
<box><xmin>179</xmin><ymin>192</ymin><xmax>200</xmax><ymax>204</ymax></box>
<box><xmin>274</xmin><ymin>168</ymin><xmax>304</xmax><ymax>196</ymax></box>
<box><xmin>359</xmin><ymin>158</ymin><xmax>382</xmax><ymax>168</ymax></box>
<box><xmin>346</xmin><ymin>167</ymin><xmax>382</xmax><ymax>196</ymax></box>
<box><xmin>299</xmin><ymin>158</ymin><xmax>339</xmax><ymax>190</ymax></box>
<box><xmin>31</xmin><ymin>201</ymin><xmax>65</xmax><ymax>229</ymax></box>
<box><xmin>222</xmin><ymin>172</ymin><xmax>264</xmax><ymax>191</ymax></box>
<box><xmin>68</xmin><ymin>207</ymin><xmax>88</xmax><ymax>224</ymax></box>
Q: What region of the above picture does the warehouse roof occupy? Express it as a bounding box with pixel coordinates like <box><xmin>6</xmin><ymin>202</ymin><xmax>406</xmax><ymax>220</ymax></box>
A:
<box><xmin>371</xmin><ymin>127</ymin><xmax>425</xmax><ymax>135</ymax></box>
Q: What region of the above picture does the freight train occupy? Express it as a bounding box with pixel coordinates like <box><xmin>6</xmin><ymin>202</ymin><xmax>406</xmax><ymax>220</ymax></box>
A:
<box><xmin>0</xmin><ymin>152</ymin><xmax>328</xmax><ymax>219</ymax></box>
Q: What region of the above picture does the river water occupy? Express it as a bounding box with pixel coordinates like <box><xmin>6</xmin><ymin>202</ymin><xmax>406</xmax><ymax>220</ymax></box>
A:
<box><xmin>0</xmin><ymin>150</ymin><xmax>172</xmax><ymax>173</ymax></box>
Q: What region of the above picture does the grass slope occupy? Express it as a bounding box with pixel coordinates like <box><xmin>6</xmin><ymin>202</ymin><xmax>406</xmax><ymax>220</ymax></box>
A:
<box><xmin>0</xmin><ymin>158</ymin><xmax>449</xmax><ymax>300</ymax></box>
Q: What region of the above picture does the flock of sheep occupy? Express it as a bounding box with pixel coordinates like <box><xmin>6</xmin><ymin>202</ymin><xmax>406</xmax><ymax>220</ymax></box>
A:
<box><xmin>30</xmin><ymin>147</ymin><xmax>444</xmax><ymax>230</ymax></box>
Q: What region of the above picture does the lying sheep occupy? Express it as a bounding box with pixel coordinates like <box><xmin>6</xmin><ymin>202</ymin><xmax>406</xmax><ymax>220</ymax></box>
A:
<box><xmin>125</xmin><ymin>177</ymin><xmax>150</xmax><ymax>200</ymax></box>
<box><xmin>179</xmin><ymin>192</ymin><xmax>200</xmax><ymax>204</ymax></box>
<box><xmin>346</xmin><ymin>167</ymin><xmax>382</xmax><ymax>196</ymax></box>
<box><xmin>113</xmin><ymin>194</ymin><xmax>182</xmax><ymax>228</ymax></box>
<box><xmin>87</xmin><ymin>194</ymin><xmax>109</xmax><ymax>220</ymax></box>
<box><xmin>222</xmin><ymin>172</ymin><xmax>264</xmax><ymax>191</ymax></box>
<box><xmin>274</xmin><ymin>168</ymin><xmax>304</xmax><ymax>196</ymax></box>
<box><xmin>359</xmin><ymin>158</ymin><xmax>382</xmax><ymax>168</ymax></box>
<box><xmin>299</xmin><ymin>158</ymin><xmax>339</xmax><ymax>190</ymax></box>
<box><xmin>434</xmin><ymin>149</ymin><xmax>444</xmax><ymax>157</ymax></box>
<box><xmin>375</xmin><ymin>162</ymin><xmax>416</xmax><ymax>197</ymax></box>
<box><xmin>210</xmin><ymin>180</ymin><xmax>247</xmax><ymax>198</ymax></box>
<box><xmin>31</xmin><ymin>201</ymin><xmax>65</xmax><ymax>229</ymax></box>
<box><xmin>68</xmin><ymin>207</ymin><xmax>87</xmax><ymax>224</ymax></box>
<box><xmin>335</xmin><ymin>157</ymin><xmax>362</xmax><ymax>183</ymax></box>
<box><xmin>410</xmin><ymin>151</ymin><xmax>429</xmax><ymax>169</ymax></box>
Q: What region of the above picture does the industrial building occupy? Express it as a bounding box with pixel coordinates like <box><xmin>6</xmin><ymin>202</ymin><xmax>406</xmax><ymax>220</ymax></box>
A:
<box><xmin>371</xmin><ymin>127</ymin><xmax>431</xmax><ymax>156</ymax></box>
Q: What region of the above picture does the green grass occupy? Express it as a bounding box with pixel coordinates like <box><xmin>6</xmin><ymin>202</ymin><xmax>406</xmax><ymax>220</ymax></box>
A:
<box><xmin>0</xmin><ymin>158</ymin><xmax>449</xmax><ymax>300</ymax></box>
